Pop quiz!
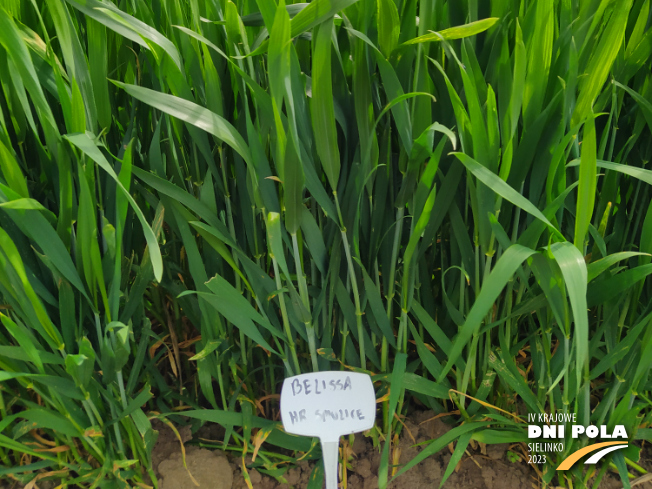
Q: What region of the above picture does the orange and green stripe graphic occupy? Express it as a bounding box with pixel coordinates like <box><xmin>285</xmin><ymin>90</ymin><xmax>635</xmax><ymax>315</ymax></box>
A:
<box><xmin>557</xmin><ymin>442</ymin><xmax>628</xmax><ymax>470</ymax></box>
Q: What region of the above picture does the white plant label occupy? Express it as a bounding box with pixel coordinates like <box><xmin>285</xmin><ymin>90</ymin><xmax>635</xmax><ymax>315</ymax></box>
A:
<box><xmin>280</xmin><ymin>371</ymin><xmax>376</xmax><ymax>489</ymax></box>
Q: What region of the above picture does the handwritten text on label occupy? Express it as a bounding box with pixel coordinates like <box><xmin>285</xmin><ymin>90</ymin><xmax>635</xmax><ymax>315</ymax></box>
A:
<box><xmin>287</xmin><ymin>408</ymin><xmax>365</xmax><ymax>425</ymax></box>
<box><xmin>280</xmin><ymin>371</ymin><xmax>376</xmax><ymax>442</ymax></box>
<box><xmin>290</xmin><ymin>376</ymin><xmax>352</xmax><ymax>396</ymax></box>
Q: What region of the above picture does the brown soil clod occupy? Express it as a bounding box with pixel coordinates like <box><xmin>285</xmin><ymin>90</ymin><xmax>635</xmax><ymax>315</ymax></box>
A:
<box><xmin>158</xmin><ymin>448</ymin><xmax>233</xmax><ymax>489</ymax></box>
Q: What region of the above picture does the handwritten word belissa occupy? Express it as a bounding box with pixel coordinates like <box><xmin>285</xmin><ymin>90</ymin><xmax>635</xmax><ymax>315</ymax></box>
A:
<box><xmin>290</xmin><ymin>376</ymin><xmax>352</xmax><ymax>396</ymax></box>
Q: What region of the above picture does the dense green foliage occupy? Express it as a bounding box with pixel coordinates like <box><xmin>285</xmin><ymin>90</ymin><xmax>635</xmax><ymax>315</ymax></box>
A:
<box><xmin>1</xmin><ymin>0</ymin><xmax>652</xmax><ymax>487</ymax></box>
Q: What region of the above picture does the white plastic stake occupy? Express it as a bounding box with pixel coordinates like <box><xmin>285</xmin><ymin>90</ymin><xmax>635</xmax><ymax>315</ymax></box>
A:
<box><xmin>280</xmin><ymin>371</ymin><xmax>376</xmax><ymax>488</ymax></box>
<box><xmin>321</xmin><ymin>440</ymin><xmax>339</xmax><ymax>489</ymax></box>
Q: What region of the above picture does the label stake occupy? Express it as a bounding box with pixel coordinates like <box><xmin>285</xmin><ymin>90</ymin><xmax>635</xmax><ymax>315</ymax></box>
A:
<box><xmin>280</xmin><ymin>371</ymin><xmax>376</xmax><ymax>488</ymax></box>
<box><xmin>321</xmin><ymin>440</ymin><xmax>339</xmax><ymax>489</ymax></box>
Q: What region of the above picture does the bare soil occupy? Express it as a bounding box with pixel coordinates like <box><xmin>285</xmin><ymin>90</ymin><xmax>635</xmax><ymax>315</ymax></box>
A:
<box><xmin>150</xmin><ymin>412</ymin><xmax>651</xmax><ymax>489</ymax></box>
<box><xmin>3</xmin><ymin>414</ymin><xmax>647</xmax><ymax>488</ymax></box>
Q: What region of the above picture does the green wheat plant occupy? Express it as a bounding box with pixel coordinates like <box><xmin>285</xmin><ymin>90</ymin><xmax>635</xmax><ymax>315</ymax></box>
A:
<box><xmin>1</xmin><ymin>0</ymin><xmax>652</xmax><ymax>487</ymax></box>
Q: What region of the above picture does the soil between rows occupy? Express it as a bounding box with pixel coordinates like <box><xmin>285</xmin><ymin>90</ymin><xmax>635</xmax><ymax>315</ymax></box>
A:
<box><xmin>150</xmin><ymin>411</ymin><xmax>651</xmax><ymax>489</ymax></box>
<box><xmin>2</xmin><ymin>412</ymin><xmax>647</xmax><ymax>488</ymax></box>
